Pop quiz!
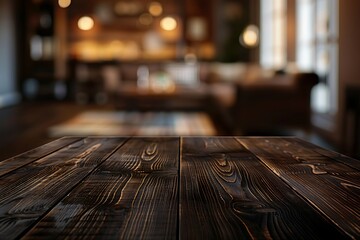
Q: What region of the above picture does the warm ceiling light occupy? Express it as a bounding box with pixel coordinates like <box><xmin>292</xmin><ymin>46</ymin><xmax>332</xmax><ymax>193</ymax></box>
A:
<box><xmin>78</xmin><ymin>16</ymin><xmax>94</xmax><ymax>31</ymax></box>
<box><xmin>58</xmin><ymin>0</ymin><xmax>71</xmax><ymax>8</ymax></box>
<box><xmin>160</xmin><ymin>17</ymin><xmax>177</xmax><ymax>31</ymax></box>
<box><xmin>149</xmin><ymin>2</ymin><xmax>163</xmax><ymax>16</ymax></box>
<box><xmin>240</xmin><ymin>25</ymin><xmax>259</xmax><ymax>47</ymax></box>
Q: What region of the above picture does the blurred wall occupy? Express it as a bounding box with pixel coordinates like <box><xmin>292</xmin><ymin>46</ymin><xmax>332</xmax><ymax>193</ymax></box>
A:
<box><xmin>0</xmin><ymin>0</ymin><xmax>20</xmax><ymax>107</ymax></box>
<box><xmin>286</xmin><ymin>0</ymin><xmax>296</xmax><ymax>62</ymax></box>
<box><xmin>339</xmin><ymin>1</ymin><xmax>360</xmax><ymax>87</ymax></box>
<box><xmin>338</xmin><ymin>1</ymin><xmax>360</xmax><ymax>153</ymax></box>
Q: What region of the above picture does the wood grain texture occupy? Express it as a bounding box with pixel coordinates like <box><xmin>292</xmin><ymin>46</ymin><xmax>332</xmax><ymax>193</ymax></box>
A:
<box><xmin>0</xmin><ymin>137</ymin><xmax>126</xmax><ymax>240</ymax></box>
<box><xmin>180</xmin><ymin>137</ymin><xmax>348</xmax><ymax>239</ymax></box>
<box><xmin>237</xmin><ymin>137</ymin><xmax>360</xmax><ymax>239</ymax></box>
<box><xmin>0</xmin><ymin>136</ymin><xmax>358</xmax><ymax>239</ymax></box>
<box><xmin>290</xmin><ymin>137</ymin><xmax>360</xmax><ymax>170</ymax></box>
<box><xmin>24</xmin><ymin>137</ymin><xmax>179</xmax><ymax>239</ymax></box>
<box><xmin>0</xmin><ymin>137</ymin><xmax>83</xmax><ymax>177</ymax></box>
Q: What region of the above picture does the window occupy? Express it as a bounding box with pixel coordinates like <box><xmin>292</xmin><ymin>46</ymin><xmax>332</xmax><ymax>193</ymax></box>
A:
<box><xmin>296</xmin><ymin>0</ymin><xmax>338</xmax><ymax>114</ymax></box>
<box><xmin>260</xmin><ymin>0</ymin><xmax>287</xmax><ymax>69</ymax></box>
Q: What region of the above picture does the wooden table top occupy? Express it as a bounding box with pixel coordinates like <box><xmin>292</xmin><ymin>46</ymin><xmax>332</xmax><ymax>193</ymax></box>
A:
<box><xmin>0</xmin><ymin>136</ymin><xmax>359</xmax><ymax>239</ymax></box>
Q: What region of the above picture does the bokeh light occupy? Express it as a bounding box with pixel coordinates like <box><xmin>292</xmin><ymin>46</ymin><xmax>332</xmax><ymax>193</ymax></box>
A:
<box><xmin>240</xmin><ymin>25</ymin><xmax>259</xmax><ymax>47</ymax></box>
<box><xmin>160</xmin><ymin>17</ymin><xmax>177</xmax><ymax>31</ymax></box>
<box><xmin>78</xmin><ymin>16</ymin><xmax>94</xmax><ymax>31</ymax></box>
<box><xmin>58</xmin><ymin>0</ymin><xmax>71</xmax><ymax>8</ymax></box>
<box><xmin>149</xmin><ymin>2</ymin><xmax>163</xmax><ymax>17</ymax></box>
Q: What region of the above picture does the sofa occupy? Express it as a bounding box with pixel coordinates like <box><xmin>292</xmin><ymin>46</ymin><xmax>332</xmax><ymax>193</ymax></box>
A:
<box><xmin>228</xmin><ymin>72</ymin><xmax>319</xmax><ymax>134</ymax></box>
<box><xmin>71</xmin><ymin>60</ymin><xmax>319</xmax><ymax>135</ymax></box>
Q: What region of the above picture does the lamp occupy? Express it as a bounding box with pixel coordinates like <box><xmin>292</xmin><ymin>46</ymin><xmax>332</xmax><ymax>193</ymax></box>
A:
<box><xmin>148</xmin><ymin>2</ymin><xmax>163</xmax><ymax>17</ymax></box>
<box><xmin>78</xmin><ymin>16</ymin><xmax>94</xmax><ymax>31</ymax></box>
<box><xmin>160</xmin><ymin>16</ymin><xmax>177</xmax><ymax>31</ymax></box>
<box><xmin>58</xmin><ymin>0</ymin><xmax>71</xmax><ymax>8</ymax></box>
<box><xmin>240</xmin><ymin>24</ymin><xmax>259</xmax><ymax>48</ymax></box>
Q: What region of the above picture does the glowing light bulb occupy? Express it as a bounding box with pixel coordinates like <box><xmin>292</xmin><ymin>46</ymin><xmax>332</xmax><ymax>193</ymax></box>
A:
<box><xmin>149</xmin><ymin>2</ymin><xmax>163</xmax><ymax>16</ymax></box>
<box><xmin>160</xmin><ymin>17</ymin><xmax>177</xmax><ymax>31</ymax></box>
<box><xmin>240</xmin><ymin>25</ymin><xmax>259</xmax><ymax>47</ymax></box>
<box><xmin>78</xmin><ymin>16</ymin><xmax>94</xmax><ymax>31</ymax></box>
<box><xmin>58</xmin><ymin>0</ymin><xmax>71</xmax><ymax>8</ymax></box>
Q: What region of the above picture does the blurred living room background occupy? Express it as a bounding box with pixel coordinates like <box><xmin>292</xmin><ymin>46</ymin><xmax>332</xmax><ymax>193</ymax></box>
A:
<box><xmin>1</xmin><ymin>0</ymin><xmax>360</xmax><ymax>160</ymax></box>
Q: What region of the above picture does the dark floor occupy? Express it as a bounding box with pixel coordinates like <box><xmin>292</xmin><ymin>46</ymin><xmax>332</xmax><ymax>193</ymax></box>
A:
<box><xmin>0</xmin><ymin>101</ymin><xmax>113</xmax><ymax>160</ymax></box>
<box><xmin>0</xmin><ymin>100</ymin><xmax>341</xmax><ymax>161</ymax></box>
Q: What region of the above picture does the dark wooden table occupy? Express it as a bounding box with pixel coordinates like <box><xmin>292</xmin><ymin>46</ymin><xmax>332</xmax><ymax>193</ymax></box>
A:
<box><xmin>0</xmin><ymin>137</ymin><xmax>359</xmax><ymax>239</ymax></box>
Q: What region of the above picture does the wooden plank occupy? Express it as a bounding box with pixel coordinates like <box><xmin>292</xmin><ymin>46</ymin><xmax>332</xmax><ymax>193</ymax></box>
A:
<box><xmin>291</xmin><ymin>137</ymin><xmax>360</xmax><ymax>170</ymax></box>
<box><xmin>24</xmin><ymin>137</ymin><xmax>179</xmax><ymax>239</ymax></box>
<box><xmin>0</xmin><ymin>137</ymin><xmax>83</xmax><ymax>177</ymax></box>
<box><xmin>0</xmin><ymin>137</ymin><xmax>126</xmax><ymax>240</ymax></box>
<box><xmin>180</xmin><ymin>137</ymin><xmax>347</xmax><ymax>239</ymax></box>
<box><xmin>237</xmin><ymin>137</ymin><xmax>360</xmax><ymax>239</ymax></box>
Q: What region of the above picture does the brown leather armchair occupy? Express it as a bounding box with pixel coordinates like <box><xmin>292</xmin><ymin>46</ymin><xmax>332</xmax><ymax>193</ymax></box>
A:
<box><xmin>232</xmin><ymin>72</ymin><xmax>319</xmax><ymax>134</ymax></box>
